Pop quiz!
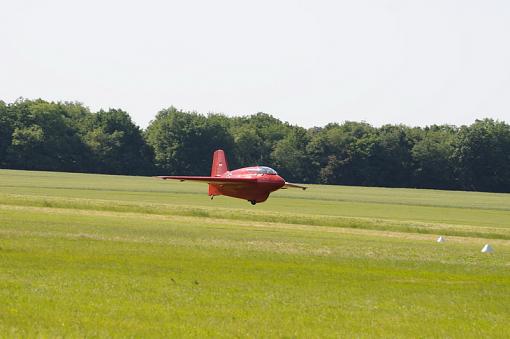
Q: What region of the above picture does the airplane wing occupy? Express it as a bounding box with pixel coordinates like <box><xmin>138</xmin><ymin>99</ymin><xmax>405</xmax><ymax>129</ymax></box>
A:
<box><xmin>156</xmin><ymin>176</ymin><xmax>258</xmax><ymax>185</ymax></box>
<box><xmin>282</xmin><ymin>182</ymin><xmax>307</xmax><ymax>190</ymax></box>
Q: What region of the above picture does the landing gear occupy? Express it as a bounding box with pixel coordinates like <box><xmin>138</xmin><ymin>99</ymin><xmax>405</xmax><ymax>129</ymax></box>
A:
<box><xmin>249</xmin><ymin>200</ymin><xmax>256</xmax><ymax>205</ymax></box>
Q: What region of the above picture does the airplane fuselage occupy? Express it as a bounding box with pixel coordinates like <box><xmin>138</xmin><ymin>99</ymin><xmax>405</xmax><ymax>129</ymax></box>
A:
<box><xmin>211</xmin><ymin>166</ymin><xmax>286</xmax><ymax>203</ymax></box>
<box><xmin>158</xmin><ymin>150</ymin><xmax>306</xmax><ymax>205</ymax></box>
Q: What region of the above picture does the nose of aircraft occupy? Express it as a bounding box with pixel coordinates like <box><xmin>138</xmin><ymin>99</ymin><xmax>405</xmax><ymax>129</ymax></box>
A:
<box><xmin>275</xmin><ymin>175</ymin><xmax>285</xmax><ymax>188</ymax></box>
<box><xmin>258</xmin><ymin>174</ymin><xmax>285</xmax><ymax>190</ymax></box>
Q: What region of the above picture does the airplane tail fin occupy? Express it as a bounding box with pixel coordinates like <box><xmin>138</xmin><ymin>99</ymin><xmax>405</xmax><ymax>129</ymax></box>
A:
<box><xmin>209</xmin><ymin>150</ymin><xmax>228</xmax><ymax>197</ymax></box>
<box><xmin>210</xmin><ymin>149</ymin><xmax>229</xmax><ymax>177</ymax></box>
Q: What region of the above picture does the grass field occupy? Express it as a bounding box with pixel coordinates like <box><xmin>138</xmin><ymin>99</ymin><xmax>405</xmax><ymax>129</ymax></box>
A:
<box><xmin>1</xmin><ymin>169</ymin><xmax>510</xmax><ymax>337</ymax></box>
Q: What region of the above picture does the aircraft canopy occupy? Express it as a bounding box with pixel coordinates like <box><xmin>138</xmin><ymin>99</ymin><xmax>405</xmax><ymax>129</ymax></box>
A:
<box><xmin>245</xmin><ymin>166</ymin><xmax>278</xmax><ymax>175</ymax></box>
<box><xmin>258</xmin><ymin>166</ymin><xmax>278</xmax><ymax>175</ymax></box>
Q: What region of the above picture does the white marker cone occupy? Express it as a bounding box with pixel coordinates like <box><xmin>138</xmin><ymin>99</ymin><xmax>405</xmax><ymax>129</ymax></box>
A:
<box><xmin>481</xmin><ymin>244</ymin><xmax>494</xmax><ymax>253</ymax></box>
<box><xmin>437</xmin><ymin>236</ymin><xmax>445</xmax><ymax>243</ymax></box>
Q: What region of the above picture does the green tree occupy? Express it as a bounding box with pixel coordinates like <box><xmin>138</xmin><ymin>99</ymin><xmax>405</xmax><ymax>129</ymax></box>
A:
<box><xmin>365</xmin><ymin>125</ymin><xmax>415</xmax><ymax>187</ymax></box>
<box><xmin>6</xmin><ymin>99</ymin><xmax>90</xmax><ymax>171</ymax></box>
<box><xmin>308</xmin><ymin>122</ymin><xmax>375</xmax><ymax>185</ymax></box>
<box><xmin>145</xmin><ymin>107</ymin><xmax>234</xmax><ymax>175</ymax></box>
<box><xmin>231</xmin><ymin>125</ymin><xmax>265</xmax><ymax>167</ymax></box>
<box><xmin>80</xmin><ymin>109</ymin><xmax>154</xmax><ymax>175</ymax></box>
<box><xmin>230</xmin><ymin>113</ymin><xmax>289</xmax><ymax>167</ymax></box>
<box><xmin>453</xmin><ymin>119</ymin><xmax>510</xmax><ymax>192</ymax></box>
<box><xmin>411</xmin><ymin>125</ymin><xmax>456</xmax><ymax>189</ymax></box>
<box><xmin>271</xmin><ymin>127</ymin><xmax>315</xmax><ymax>182</ymax></box>
<box><xmin>0</xmin><ymin>101</ymin><xmax>14</xmax><ymax>166</ymax></box>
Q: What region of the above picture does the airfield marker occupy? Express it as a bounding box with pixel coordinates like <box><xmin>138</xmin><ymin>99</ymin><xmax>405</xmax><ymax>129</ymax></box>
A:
<box><xmin>437</xmin><ymin>236</ymin><xmax>445</xmax><ymax>243</ymax></box>
<box><xmin>481</xmin><ymin>244</ymin><xmax>494</xmax><ymax>253</ymax></box>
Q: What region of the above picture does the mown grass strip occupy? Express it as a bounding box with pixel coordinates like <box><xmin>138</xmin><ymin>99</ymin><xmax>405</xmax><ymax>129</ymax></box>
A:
<box><xmin>2</xmin><ymin>193</ymin><xmax>510</xmax><ymax>240</ymax></box>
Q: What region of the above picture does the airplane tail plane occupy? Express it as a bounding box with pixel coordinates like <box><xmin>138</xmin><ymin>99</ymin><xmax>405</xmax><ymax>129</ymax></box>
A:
<box><xmin>209</xmin><ymin>149</ymin><xmax>228</xmax><ymax>196</ymax></box>
<box><xmin>211</xmin><ymin>149</ymin><xmax>229</xmax><ymax>177</ymax></box>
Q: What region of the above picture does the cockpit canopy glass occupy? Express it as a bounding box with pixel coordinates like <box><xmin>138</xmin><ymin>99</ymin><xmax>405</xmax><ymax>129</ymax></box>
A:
<box><xmin>258</xmin><ymin>166</ymin><xmax>277</xmax><ymax>175</ymax></box>
<box><xmin>245</xmin><ymin>166</ymin><xmax>278</xmax><ymax>175</ymax></box>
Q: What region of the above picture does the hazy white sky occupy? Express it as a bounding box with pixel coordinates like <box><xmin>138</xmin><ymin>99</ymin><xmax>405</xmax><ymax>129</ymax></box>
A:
<box><xmin>1</xmin><ymin>0</ymin><xmax>510</xmax><ymax>128</ymax></box>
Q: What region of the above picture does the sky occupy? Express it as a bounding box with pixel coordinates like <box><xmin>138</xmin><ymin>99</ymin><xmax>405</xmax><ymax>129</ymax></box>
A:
<box><xmin>1</xmin><ymin>0</ymin><xmax>510</xmax><ymax>128</ymax></box>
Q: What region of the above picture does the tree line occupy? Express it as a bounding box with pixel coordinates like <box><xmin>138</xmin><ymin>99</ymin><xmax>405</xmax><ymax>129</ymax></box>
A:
<box><xmin>1</xmin><ymin>98</ymin><xmax>510</xmax><ymax>193</ymax></box>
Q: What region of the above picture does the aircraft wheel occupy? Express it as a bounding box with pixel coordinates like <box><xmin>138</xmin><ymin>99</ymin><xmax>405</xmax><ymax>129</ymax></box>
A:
<box><xmin>250</xmin><ymin>200</ymin><xmax>256</xmax><ymax>205</ymax></box>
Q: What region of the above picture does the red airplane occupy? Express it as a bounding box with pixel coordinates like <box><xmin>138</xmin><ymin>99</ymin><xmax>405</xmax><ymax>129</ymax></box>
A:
<box><xmin>158</xmin><ymin>149</ymin><xmax>306</xmax><ymax>205</ymax></box>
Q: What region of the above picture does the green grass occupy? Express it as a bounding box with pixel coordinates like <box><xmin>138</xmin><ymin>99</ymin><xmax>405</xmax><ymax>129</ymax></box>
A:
<box><xmin>1</xmin><ymin>169</ymin><xmax>510</xmax><ymax>337</ymax></box>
